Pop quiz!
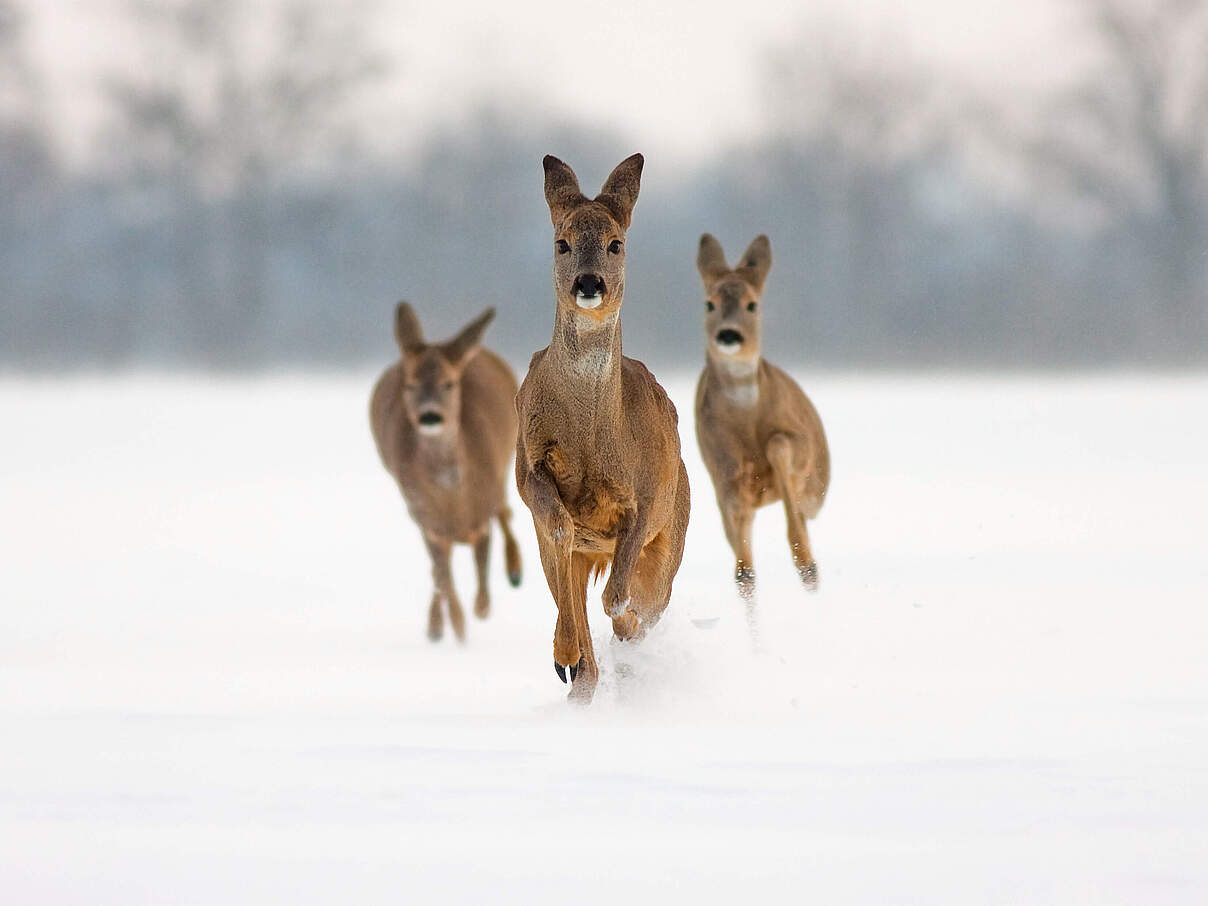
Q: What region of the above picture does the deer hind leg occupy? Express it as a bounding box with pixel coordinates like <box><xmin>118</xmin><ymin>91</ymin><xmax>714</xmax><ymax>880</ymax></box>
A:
<box><xmin>766</xmin><ymin>433</ymin><xmax>818</xmax><ymax>590</ymax></box>
<box><xmin>627</xmin><ymin>460</ymin><xmax>691</xmax><ymax>634</ymax></box>
<box><xmin>424</xmin><ymin>535</ymin><xmax>466</xmax><ymax>641</ymax></box>
<box><xmin>472</xmin><ymin>526</ymin><xmax>491</xmax><ymax>619</ymax></box>
<box><xmin>497</xmin><ymin>507</ymin><xmax>523</xmax><ymax>587</ymax></box>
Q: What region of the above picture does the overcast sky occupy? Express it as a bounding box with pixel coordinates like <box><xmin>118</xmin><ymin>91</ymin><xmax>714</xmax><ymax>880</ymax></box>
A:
<box><xmin>29</xmin><ymin>0</ymin><xmax>1079</xmax><ymax>168</ymax></box>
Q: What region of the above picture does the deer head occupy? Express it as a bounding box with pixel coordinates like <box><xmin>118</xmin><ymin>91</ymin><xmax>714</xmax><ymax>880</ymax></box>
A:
<box><xmin>543</xmin><ymin>153</ymin><xmax>643</xmax><ymax>324</ymax></box>
<box><xmin>393</xmin><ymin>302</ymin><xmax>495</xmax><ymax>437</ymax></box>
<box><xmin>696</xmin><ymin>233</ymin><xmax>772</xmax><ymax>367</ymax></box>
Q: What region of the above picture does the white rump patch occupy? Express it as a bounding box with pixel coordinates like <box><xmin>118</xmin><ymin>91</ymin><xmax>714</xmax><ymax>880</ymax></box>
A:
<box><xmin>576</xmin><ymin>292</ymin><xmax>604</xmax><ymax>310</ymax></box>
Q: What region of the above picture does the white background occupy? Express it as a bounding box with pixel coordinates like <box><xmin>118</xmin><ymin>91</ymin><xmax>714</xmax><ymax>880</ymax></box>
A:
<box><xmin>2</xmin><ymin>372</ymin><xmax>1205</xmax><ymax>902</ymax></box>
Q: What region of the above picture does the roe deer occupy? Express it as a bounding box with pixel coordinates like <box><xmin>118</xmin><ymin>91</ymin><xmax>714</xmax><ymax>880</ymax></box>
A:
<box><xmin>694</xmin><ymin>233</ymin><xmax>829</xmax><ymax>599</ymax></box>
<box><xmin>370</xmin><ymin>303</ymin><xmax>523</xmax><ymax>641</ymax></box>
<box><xmin>515</xmin><ymin>153</ymin><xmax>690</xmax><ymax>703</ymax></box>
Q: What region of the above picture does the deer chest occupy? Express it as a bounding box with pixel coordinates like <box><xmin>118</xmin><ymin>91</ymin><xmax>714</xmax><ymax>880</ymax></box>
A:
<box><xmin>543</xmin><ymin>444</ymin><xmax>633</xmax><ymax>537</ymax></box>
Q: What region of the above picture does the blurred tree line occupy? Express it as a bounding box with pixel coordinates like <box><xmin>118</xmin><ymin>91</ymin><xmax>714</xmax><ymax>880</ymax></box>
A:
<box><xmin>1</xmin><ymin>0</ymin><xmax>1205</xmax><ymax>370</ymax></box>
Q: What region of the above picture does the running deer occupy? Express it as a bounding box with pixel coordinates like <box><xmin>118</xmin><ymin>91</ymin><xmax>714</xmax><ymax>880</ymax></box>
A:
<box><xmin>515</xmin><ymin>153</ymin><xmax>691</xmax><ymax>703</ymax></box>
<box><xmin>694</xmin><ymin>233</ymin><xmax>829</xmax><ymax>598</ymax></box>
<box><xmin>370</xmin><ymin>303</ymin><xmax>523</xmax><ymax>641</ymax></box>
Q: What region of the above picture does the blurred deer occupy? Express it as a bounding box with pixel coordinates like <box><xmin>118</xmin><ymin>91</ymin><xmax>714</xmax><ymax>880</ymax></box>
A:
<box><xmin>515</xmin><ymin>153</ymin><xmax>691</xmax><ymax>702</ymax></box>
<box><xmin>370</xmin><ymin>303</ymin><xmax>523</xmax><ymax>641</ymax></box>
<box><xmin>694</xmin><ymin>233</ymin><xmax>829</xmax><ymax>599</ymax></box>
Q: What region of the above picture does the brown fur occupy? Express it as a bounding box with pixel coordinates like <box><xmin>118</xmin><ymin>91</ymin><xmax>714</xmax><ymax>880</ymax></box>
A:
<box><xmin>370</xmin><ymin>302</ymin><xmax>523</xmax><ymax>641</ymax></box>
<box><xmin>515</xmin><ymin>153</ymin><xmax>691</xmax><ymax>702</ymax></box>
<box><xmin>693</xmin><ymin>233</ymin><xmax>830</xmax><ymax>597</ymax></box>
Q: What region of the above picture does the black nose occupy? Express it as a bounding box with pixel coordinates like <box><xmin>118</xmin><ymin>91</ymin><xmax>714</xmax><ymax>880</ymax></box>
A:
<box><xmin>716</xmin><ymin>329</ymin><xmax>744</xmax><ymax>346</ymax></box>
<box><xmin>573</xmin><ymin>274</ymin><xmax>605</xmax><ymax>297</ymax></box>
<box><xmin>418</xmin><ymin>411</ymin><xmax>444</xmax><ymax>426</ymax></box>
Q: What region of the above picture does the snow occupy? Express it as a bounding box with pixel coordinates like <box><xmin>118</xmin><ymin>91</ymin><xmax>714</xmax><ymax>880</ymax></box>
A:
<box><xmin>2</xmin><ymin>373</ymin><xmax>1206</xmax><ymax>904</ymax></box>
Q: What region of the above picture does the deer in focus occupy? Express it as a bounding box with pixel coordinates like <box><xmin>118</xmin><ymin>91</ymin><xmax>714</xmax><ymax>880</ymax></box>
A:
<box><xmin>515</xmin><ymin>153</ymin><xmax>691</xmax><ymax>703</ymax></box>
<box><xmin>370</xmin><ymin>303</ymin><xmax>523</xmax><ymax>641</ymax></box>
<box><xmin>694</xmin><ymin>233</ymin><xmax>829</xmax><ymax>600</ymax></box>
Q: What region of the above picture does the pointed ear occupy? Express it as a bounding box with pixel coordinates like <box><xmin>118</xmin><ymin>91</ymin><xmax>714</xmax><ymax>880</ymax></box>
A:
<box><xmin>393</xmin><ymin>301</ymin><xmax>424</xmax><ymax>354</ymax></box>
<box><xmin>596</xmin><ymin>152</ymin><xmax>643</xmax><ymax>229</ymax></box>
<box><xmin>442</xmin><ymin>307</ymin><xmax>495</xmax><ymax>368</ymax></box>
<box><xmin>735</xmin><ymin>235</ymin><xmax>772</xmax><ymax>292</ymax></box>
<box><xmin>543</xmin><ymin>155</ymin><xmax>585</xmax><ymax>226</ymax></box>
<box><xmin>697</xmin><ymin>233</ymin><xmax>730</xmax><ymax>286</ymax></box>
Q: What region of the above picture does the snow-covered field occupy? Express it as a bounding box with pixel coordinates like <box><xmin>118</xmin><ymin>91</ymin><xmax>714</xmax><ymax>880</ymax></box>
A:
<box><xmin>2</xmin><ymin>373</ymin><xmax>1205</xmax><ymax>904</ymax></box>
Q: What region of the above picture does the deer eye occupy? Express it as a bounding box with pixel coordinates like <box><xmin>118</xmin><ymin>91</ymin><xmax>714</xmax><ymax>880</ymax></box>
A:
<box><xmin>705</xmin><ymin>301</ymin><xmax>715</xmax><ymax>312</ymax></box>
<box><xmin>747</xmin><ymin>301</ymin><xmax>757</xmax><ymax>312</ymax></box>
<box><xmin>608</xmin><ymin>240</ymin><xmax>623</xmax><ymax>254</ymax></box>
<box><xmin>442</xmin><ymin>381</ymin><xmax>454</xmax><ymax>391</ymax></box>
<box><xmin>555</xmin><ymin>239</ymin><xmax>570</xmax><ymax>254</ymax></box>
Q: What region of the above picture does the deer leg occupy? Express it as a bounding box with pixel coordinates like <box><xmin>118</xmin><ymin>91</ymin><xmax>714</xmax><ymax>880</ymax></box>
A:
<box><xmin>567</xmin><ymin>553</ymin><xmax>598</xmax><ymax>704</ymax></box>
<box><xmin>518</xmin><ymin>462</ymin><xmax>573</xmax><ymax>548</ymax></box>
<box><xmin>472</xmin><ymin>526</ymin><xmax>491</xmax><ymax>619</ymax></box>
<box><xmin>535</xmin><ymin>525</ymin><xmax>580</xmax><ymax>684</ymax></box>
<box><xmin>497</xmin><ymin>506</ymin><xmax>523</xmax><ymax>587</ymax></box>
<box><xmin>600</xmin><ymin>505</ymin><xmax>650</xmax><ymax>622</ymax></box>
<box><xmin>426</xmin><ymin>591</ymin><xmax>443</xmax><ymax>642</ymax></box>
<box><xmin>519</xmin><ymin>461</ymin><xmax>597</xmax><ymax>698</ymax></box>
<box><xmin>626</xmin><ymin>461</ymin><xmax>691</xmax><ymax>632</ymax></box>
<box><xmin>424</xmin><ymin>535</ymin><xmax>466</xmax><ymax>640</ymax></box>
<box><xmin>721</xmin><ymin>497</ymin><xmax>757</xmax><ymax>601</ymax></box>
<box><xmin>766</xmin><ymin>433</ymin><xmax>818</xmax><ymax>590</ymax></box>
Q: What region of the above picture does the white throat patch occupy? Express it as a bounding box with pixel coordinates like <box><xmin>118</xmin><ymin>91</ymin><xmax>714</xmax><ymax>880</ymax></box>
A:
<box><xmin>726</xmin><ymin>380</ymin><xmax>759</xmax><ymax>407</ymax></box>
<box><xmin>573</xmin><ymin>345</ymin><xmax>612</xmax><ymax>378</ymax></box>
<box><xmin>715</xmin><ymin>358</ymin><xmax>759</xmax><ymax>407</ymax></box>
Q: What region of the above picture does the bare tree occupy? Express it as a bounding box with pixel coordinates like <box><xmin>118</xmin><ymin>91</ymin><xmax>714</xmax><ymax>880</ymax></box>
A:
<box><xmin>756</xmin><ymin>29</ymin><xmax>959</xmax><ymax>356</ymax></box>
<box><xmin>0</xmin><ymin>0</ymin><xmax>52</xmax><ymax>208</ymax></box>
<box><xmin>1023</xmin><ymin>0</ymin><xmax>1208</xmax><ymax>351</ymax></box>
<box><xmin>0</xmin><ymin>0</ymin><xmax>58</xmax><ymax>362</ymax></box>
<box><xmin>105</xmin><ymin>0</ymin><xmax>386</xmax><ymax>361</ymax></box>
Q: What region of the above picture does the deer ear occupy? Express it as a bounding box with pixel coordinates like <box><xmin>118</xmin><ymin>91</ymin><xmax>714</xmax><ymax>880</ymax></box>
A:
<box><xmin>543</xmin><ymin>155</ymin><xmax>585</xmax><ymax>226</ymax></box>
<box><xmin>443</xmin><ymin>307</ymin><xmax>495</xmax><ymax>368</ymax></box>
<box><xmin>735</xmin><ymin>235</ymin><xmax>772</xmax><ymax>292</ymax></box>
<box><xmin>394</xmin><ymin>301</ymin><xmax>424</xmax><ymax>354</ymax></box>
<box><xmin>596</xmin><ymin>153</ymin><xmax>643</xmax><ymax>229</ymax></box>
<box><xmin>697</xmin><ymin>233</ymin><xmax>730</xmax><ymax>286</ymax></box>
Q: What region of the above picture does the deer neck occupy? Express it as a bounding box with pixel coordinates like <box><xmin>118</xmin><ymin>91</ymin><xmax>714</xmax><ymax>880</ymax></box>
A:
<box><xmin>549</xmin><ymin>305</ymin><xmax>624</xmax><ymax>422</ymax></box>
<box><xmin>414</xmin><ymin>427</ymin><xmax>463</xmax><ymax>487</ymax></box>
<box><xmin>706</xmin><ymin>350</ymin><xmax>762</xmax><ymax>408</ymax></box>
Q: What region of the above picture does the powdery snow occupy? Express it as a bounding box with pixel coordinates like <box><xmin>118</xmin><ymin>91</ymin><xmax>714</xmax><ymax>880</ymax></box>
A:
<box><xmin>1</xmin><ymin>373</ymin><xmax>1205</xmax><ymax>904</ymax></box>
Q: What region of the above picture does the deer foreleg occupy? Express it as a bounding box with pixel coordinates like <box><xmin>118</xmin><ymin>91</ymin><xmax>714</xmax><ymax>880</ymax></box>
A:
<box><xmin>518</xmin><ymin>461</ymin><xmax>573</xmax><ymax>546</ymax></box>
<box><xmin>601</xmin><ymin>505</ymin><xmax>650</xmax><ymax>619</ymax></box>
<box><xmin>423</xmin><ymin>535</ymin><xmax>465</xmax><ymax>641</ymax></box>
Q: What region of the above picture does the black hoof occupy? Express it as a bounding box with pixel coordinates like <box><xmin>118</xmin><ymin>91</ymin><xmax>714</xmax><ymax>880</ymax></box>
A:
<box><xmin>798</xmin><ymin>561</ymin><xmax>819</xmax><ymax>590</ymax></box>
<box><xmin>427</xmin><ymin>625</ymin><xmax>443</xmax><ymax>642</ymax></box>
<box><xmin>554</xmin><ymin>659</ymin><xmax>581</xmax><ymax>684</ymax></box>
<box><xmin>508</xmin><ymin>570</ymin><xmax>522</xmax><ymax>588</ymax></box>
